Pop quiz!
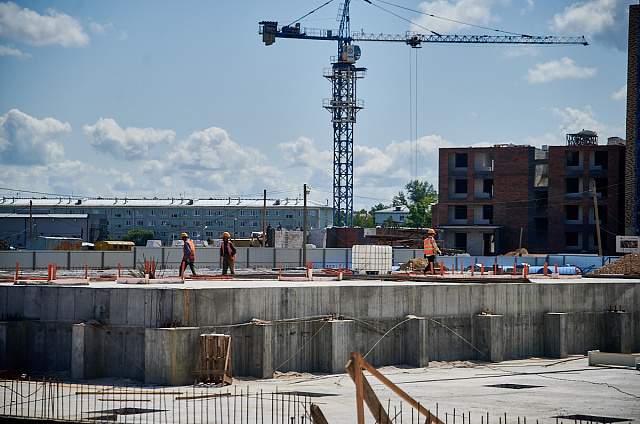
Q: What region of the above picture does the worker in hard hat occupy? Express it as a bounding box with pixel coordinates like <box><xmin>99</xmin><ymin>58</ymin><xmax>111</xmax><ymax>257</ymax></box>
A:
<box><xmin>423</xmin><ymin>229</ymin><xmax>441</xmax><ymax>274</ymax></box>
<box><xmin>220</xmin><ymin>232</ymin><xmax>237</xmax><ymax>275</ymax></box>
<box><xmin>179</xmin><ymin>232</ymin><xmax>197</xmax><ymax>276</ymax></box>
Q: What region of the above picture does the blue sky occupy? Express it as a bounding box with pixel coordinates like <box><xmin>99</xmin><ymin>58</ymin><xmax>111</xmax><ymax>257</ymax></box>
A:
<box><xmin>0</xmin><ymin>0</ymin><xmax>632</xmax><ymax>210</ymax></box>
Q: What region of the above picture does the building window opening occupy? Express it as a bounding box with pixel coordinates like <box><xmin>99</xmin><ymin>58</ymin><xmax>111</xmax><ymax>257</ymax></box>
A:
<box><xmin>593</xmin><ymin>178</ymin><xmax>608</xmax><ymax>197</ymax></box>
<box><xmin>483</xmin><ymin>179</ymin><xmax>493</xmax><ymax>198</ymax></box>
<box><xmin>565</xmin><ymin>205</ymin><xmax>580</xmax><ymax>222</ymax></box>
<box><xmin>534</xmin><ymin>164</ymin><xmax>548</xmax><ymax>187</ymax></box>
<box><xmin>454</xmin><ymin>205</ymin><xmax>467</xmax><ymax>220</ymax></box>
<box><xmin>454</xmin><ymin>233</ymin><xmax>467</xmax><ymax>251</ymax></box>
<box><xmin>454</xmin><ymin>179</ymin><xmax>467</xmax><ymax>194</ymax></box>
<box><xmin>482</xmin><ymin>205</ymin><xmax>493</xmax><ymax>223</ymax></box>
<box><xmin>565</xmin><ymin>151</ymin><xmax>580</xmax><ymax>167</ymax></box>
<box><xmin>455</xmin><ymin>153</ymin><xmax>468</xmax><ymax>168</ymax></box>
<box><xmin>533</xmin><ymin>218</ymin><xmax>548</xmax><ymax>242</ymax></box>
<box><xmin>565</xmin><ymin>232</ymin><xmax>580</xmax><ymax>248</ymax></box>
<box><xmin>593</xmin><ymin>151</ymin><xmax>608</xmax><ymax>170</ymax></box>
<box><xmin>565</xmin><ymin>178</ymin><xmax>580</xmax><ymax>195</ymax></box>
<box><xmin>533</xmin><ymin>191</ymin><xmax>548</xmax><ymax>214</ymax></box>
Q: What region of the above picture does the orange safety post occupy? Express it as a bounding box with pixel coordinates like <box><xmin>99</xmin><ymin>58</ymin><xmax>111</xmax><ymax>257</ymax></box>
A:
<box><xmin>85</xmin><ymin>264</ymin><xmax>88</xmax><ymax>279</ymax></box>
<box><xmin>471</xmin><ymin>263</ymin><xmax>474</xmax><ymax>276</ymax></box>
<box><xmin>575</xmin><ymin>264</ymin><xmax>578</xmax><ymax>275</ymax></box>
<box><xmin>152</xmin><ymin>260</ymin><xmax>156</xmax><ymax>277</ymax></box>
<box><xmin>513</xmin><ymin>262</ymin><xmax>517</xmax><ymax>276</ymax></box>
<box><xmin>493</xmin><ymin>263</ymin><xmax>497</xmax><ymax>275</ymax></box>
<box><xmin>118</xmin><ymin>263</ymin><xmax>121</xmax><ymax>278</ymax></box>
<box><xmin>460</xmin><ymin>261</ymin><xmax>463</xmax><ymax>275</ymax></box>
<box><xmin>523</xmin><ymin>264</ymin><xmax>528</xmax><ymax>278</ymax></box>
<box><xmin>500</xmin><ymin>265</ymin><xmax>504</xmax><ymax>275</ymax></box>
<box><xmin>440</xmin><ymin>262</ymin><xmax>444</xmax><ymax>277</ymax></box>
<box><xmin>481</xmin><ymin>264</ymin><xmax>484</xmax><ymax>276</ymax></box>
<box><xmin>145</xmin><ymin>261</ymin><xmax>149</xmax><ymax>275</ymax></box>
<box><xmin>47</xmin><ymin>264</ymin><xmax>52</xmax><ymax>281</ymax></box>
<box><xmin>554</xmin><ymin>264</ymin><xmax>558</xmax><ymax>274</ymax></box>
<box><xmin>543</xmin><ymin>262</ymin><xmax>548</xmax><ymax>276</ymax></box>
<box><xmin>53</xmin><ymin>263</ymin><xmax>57</xmax><ymax>280</ymax></box>
<box><xmin>14</xmin><ymin>262</ymin><xmax>19</xmax><ymax>282</ymax></box>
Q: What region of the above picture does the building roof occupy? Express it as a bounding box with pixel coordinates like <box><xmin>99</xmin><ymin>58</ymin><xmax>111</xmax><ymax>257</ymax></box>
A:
<box><xmin>376</xmin><ymin>205</ymin><xmax>409</xmax><ymax>214</ymax></box>
<box><xmin>0</xmin><ymin>213</ymin><xmax>89</xmax><ymax>219</ymax></box>
<box><xmin>0</xmin><ymin>197</ymin><xmax>330</xmax><ymax>209</ymax></box>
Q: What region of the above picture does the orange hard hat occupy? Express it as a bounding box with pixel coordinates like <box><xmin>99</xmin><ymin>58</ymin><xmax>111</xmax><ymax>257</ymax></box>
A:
<box><xmin>222</xmin><ymin>232</ymin><xmax>230</xmax><ymax>238</ymax></box>
<box><xmin>428</xmin><ymin>229</ymin><xmax>436</xmax><ymax>234</ymax></box>
<box><xmin>181</xmin><ymin>232</ymin><xmax>188</xmax><ymax>238</ymax></box>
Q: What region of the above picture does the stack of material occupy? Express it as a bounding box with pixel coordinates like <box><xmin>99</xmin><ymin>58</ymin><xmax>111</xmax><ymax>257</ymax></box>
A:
<box><xmin>326</xmin><ymin>227</ymin><xmax>365</xmax><ymax>248</ymax></box>
<box><xmin>352</xmin><ymin>245</ymin><xmax>392</xmax><ymax>274</ymax></box>
<box><xmin>589</xmin><ymin>253</ymin><xmax>640</xmax><ymax>275</ymax></box>
<box><xmin>273</xmin><ymin>229</ymin><xmax>304</xmax><ymax>248</ymax></box>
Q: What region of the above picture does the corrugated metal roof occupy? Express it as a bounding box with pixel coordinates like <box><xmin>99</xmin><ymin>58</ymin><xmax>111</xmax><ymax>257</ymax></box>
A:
<box><xmin>0</xmin><ymin>197</ymin><xmax>330</xmax><ymax>208</ymax></box>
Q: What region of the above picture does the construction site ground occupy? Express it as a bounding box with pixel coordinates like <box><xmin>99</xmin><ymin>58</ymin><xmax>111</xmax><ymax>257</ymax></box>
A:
<box><xmin>1</xmin><ymin>267</ymin><xmax>639</xmax><ymax>422</ymax></box>
<box><xmin>2</xmin><ymin>355</ymin><xmax>638</xmax><ymax>423</ymax></box>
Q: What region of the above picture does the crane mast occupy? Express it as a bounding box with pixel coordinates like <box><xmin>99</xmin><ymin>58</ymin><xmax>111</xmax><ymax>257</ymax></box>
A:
<box><xmin>259</xmin><ymin>3</ymin><xmax>587</xmax><ymax>228</ymax></box>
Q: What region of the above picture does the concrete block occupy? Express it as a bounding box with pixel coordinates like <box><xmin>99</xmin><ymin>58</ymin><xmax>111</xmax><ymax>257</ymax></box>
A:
<box><xmin>145</xmin><ymin>327</ymin><xmax>201</xmax><ymax>385</ymax></box>
<box><xmin>474</xmin><ymin>314</ymin><xmax>503</xmax><ymax>362</ymax></box>
<box><xmin>249</xmin><ymin>323</ymin><xmax>275</xmax><ymax>378</ymax></box>
<box><xmin>543</xmin><ymin>312</ymin><xmax>568</xmax><ymax>358</ymax></box>
<box><xmin>328</xmin><ymin>320</ymin><xmax>355</xmax><ymax>374</ymax></box>
<box><xmin>604</xmin><ymin>311</ymin><xmax>631</xmax><ymax>354</ymax></box>
<box><xmin>404</xmin><ymin>317</ymin><xmax>429</xmax><ymax>367</ymax></box>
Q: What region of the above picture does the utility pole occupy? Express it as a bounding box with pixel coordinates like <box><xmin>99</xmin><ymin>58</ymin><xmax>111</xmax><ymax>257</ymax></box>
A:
<box><xmin>592</xmin><ymin>179</ymin><xmax>603</xmax><ymax>256</ymax></box>
<box><xmin>263</xmin><ymin>189</ymin><xmax>267</xmax><ymax>248</ymax></box>
<box><xmin>303</xmin><ymin>184</ymin><xmax>309</xmax><ymax>266</ymax></box>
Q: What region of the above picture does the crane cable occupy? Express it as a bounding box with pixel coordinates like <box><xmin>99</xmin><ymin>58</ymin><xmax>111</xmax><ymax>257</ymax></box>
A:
<box><xmin>368</xmin><ymin>0</ymin><xmax>532</xmax><ymax>38</ymax></box>
<box><xmin>287</xmin><ymin>0</ymin><xmax>336</xmax><ymax>27</ymax></box>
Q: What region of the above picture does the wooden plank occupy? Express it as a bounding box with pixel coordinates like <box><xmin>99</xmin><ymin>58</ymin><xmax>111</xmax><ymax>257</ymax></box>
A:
<box><xmin>345</xmin><ymin>356</ymin><xmax>391</xmax><ymax>424</ymax></box>
<box><xmin>310</xmin><ymin>404</ymin><xmax>330</xmax><ymax>424</ymax></box>
<box><xmin>360</xmin><ymin>359</ymin><xmax>444</xmax><ymax>424</ymax></box>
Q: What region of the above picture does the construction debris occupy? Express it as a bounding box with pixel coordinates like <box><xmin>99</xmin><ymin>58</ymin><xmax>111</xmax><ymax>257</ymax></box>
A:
<box><xmin>589</xmin><ymin>253</ymin><xmax>640</xmax><ymax>275</ymax></box>
<box><xmin>398</xmin><ymin>258</ymin><xmax>450</xmax><ymax>271</ymax></box>
<box><xmin>501</xmin><ymin>248</ymin><xmax>530</xmax><ymax>257</ymax></box>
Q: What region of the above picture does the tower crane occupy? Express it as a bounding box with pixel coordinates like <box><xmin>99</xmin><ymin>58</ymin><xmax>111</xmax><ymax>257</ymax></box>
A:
<box><xmin>259</xmin><ymin>1</ymin><xmax>588</xmax><ymax>228</ymax></box>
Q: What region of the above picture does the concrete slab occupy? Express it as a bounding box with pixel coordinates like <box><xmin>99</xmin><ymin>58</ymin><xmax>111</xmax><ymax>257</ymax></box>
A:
<box><xmin>1</xmin><ymin>356</ymin><xmax>638</xmax><ymax>423</ymax></box>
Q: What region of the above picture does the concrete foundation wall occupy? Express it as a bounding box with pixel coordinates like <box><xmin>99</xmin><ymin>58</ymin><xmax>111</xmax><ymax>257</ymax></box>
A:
<box><xmin>1</xmin><ymin>281</ymin><xmax>639</xmax><ymax>382</ymax></box>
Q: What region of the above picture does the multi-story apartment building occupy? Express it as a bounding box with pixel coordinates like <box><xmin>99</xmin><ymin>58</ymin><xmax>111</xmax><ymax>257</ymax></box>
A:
<box><xmin>432</xmin><ymin>135</ymin><xmax>625</xmax><ymax>256</ymax></box>
<box><xmin>0</xmin><ymin>197</ymin><xmax>333</xmax><ymax>246</ymax></box>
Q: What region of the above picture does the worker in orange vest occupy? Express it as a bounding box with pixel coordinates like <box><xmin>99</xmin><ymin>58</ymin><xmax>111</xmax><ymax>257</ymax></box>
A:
<box><xmin>179</xmin><ymin>232</ymin><xmax>197</xmax><ymax>276</ymax></box>
<box><xmin>423</xmin><ymin>229</ymin><xmax>441</xmax><ymax>274</ymax></box>
<box><xmin>220</xmin><ymin>232</ymin><xmax>237</xmax><ymax>275</ymax></box>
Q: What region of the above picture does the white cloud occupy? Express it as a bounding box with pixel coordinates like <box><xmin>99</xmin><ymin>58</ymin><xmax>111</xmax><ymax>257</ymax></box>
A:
<box><xmin>0</xmin><ymin>109</ymin><xmax>69</xmax><ymax>165</ymax></box>
<box><xmin>89</xmin><ymin>21</ymin><xmax>114</xmax><ymax>35</ymax></box>
<box><xmin>526</xmin><ymin>105</ymin><xmax>624</xmax><ymax>146</ymax></box>
<box><xmin>525</xmin><ymin>57</ymin><xmax>596</xmax><ymax>83</ymax></box>
<box><xmin>0</xmin><ymin>44</ymin><xmax>30</xmax><ymax>57</ymax></box>
<box><xmin>0</xmin><ymin>2</ymin><xmax>89</xmax><ymax>47</ymax></box>
<box><xmin>551</xmin><ymin>0</ymin><xmax>628</xmax><ymax>50</ymax></box>
<box><xmin>413</xmin><ymin>0</ymin><xmax>508</xmax><ymax>34</ymax></box>
<box><xmin>612</xmin><ymin>84</ymin><xmax>626</xmax><ymax>102</ymax></box>
<box><xmin>83</xmin><ymin>118</ymin><xmax>176</xmax><ymax>160</ymax></box>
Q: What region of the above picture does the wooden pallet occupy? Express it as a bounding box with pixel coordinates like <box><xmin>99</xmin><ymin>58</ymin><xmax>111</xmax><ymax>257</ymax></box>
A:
<box><xmin>194</xmin><ymin>334</ymin><xmax>232</xmax><ymax>386</ymax></box>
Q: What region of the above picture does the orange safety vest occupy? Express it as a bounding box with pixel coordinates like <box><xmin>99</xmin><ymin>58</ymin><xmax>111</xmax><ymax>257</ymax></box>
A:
<box><xmin>183</xmin><ymin>239</ymin><xmax>195</xmax><ymax>261</ymax></box>
<box><xmin>423</xmin><ymin>237</ymin><xmax>437</xmax><ymax>256</ymax></box>
<box><xmin>222</xmin><ymin>240</ymin><xmax>236</xmax><ymax>260</ymax></box>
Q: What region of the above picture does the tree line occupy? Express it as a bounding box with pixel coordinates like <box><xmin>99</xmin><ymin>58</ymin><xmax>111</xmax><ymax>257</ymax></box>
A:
<box><xmin>353</xmin><ymin>179</ymin><xmax>437</xmax><ymax>228</ymax></box>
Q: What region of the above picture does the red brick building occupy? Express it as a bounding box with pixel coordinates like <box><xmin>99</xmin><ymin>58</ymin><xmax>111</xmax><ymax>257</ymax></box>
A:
<box><xmin>431</xmin><ymin>138</ymin><xmax>625</xmax><ymax>255</ymax></box>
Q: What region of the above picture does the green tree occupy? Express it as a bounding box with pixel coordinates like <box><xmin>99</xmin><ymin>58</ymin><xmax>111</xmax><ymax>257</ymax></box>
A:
<box><xmin>394</xmin><ymin>180</ymin><xmax>438</xmax><ymax>228</ymax></box>
<box><xmin>121</xmin><ymin>228</ymin><xmax>155</xmax><ymax>246</ymax></box>
<box><xmin>353</xmin><ymin>208</ymin><xmax>375</xmax><ymax>228</ymax></box>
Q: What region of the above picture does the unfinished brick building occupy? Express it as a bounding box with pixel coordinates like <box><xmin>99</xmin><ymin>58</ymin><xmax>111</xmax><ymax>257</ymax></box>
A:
<box><xmin>431</xmin><ymin>135</ymin><xmax>625</xmax><ymax>256</ymax></box>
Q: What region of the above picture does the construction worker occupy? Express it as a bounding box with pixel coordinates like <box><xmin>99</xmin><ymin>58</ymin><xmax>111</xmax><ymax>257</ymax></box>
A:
<box><xmin>423</xmin><ymin>229</ymin><xmax>441</xmax><ymax>274</ymax></box>
<box><xmin>220</xmin><ymin>232</ymin><xmax>237</xmax><ymax>275</ymax></box>
<box><xmin>179</xmin><ymin>232</ymin><xmax>197</xmax><ymax>276</ymax></box>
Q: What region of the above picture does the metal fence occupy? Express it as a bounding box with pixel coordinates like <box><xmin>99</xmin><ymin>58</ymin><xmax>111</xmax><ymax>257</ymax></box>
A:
<box><xmin>0</xmin><ymin>248</ymin><xmax>612</xmax><ymax>272</ymax></box>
